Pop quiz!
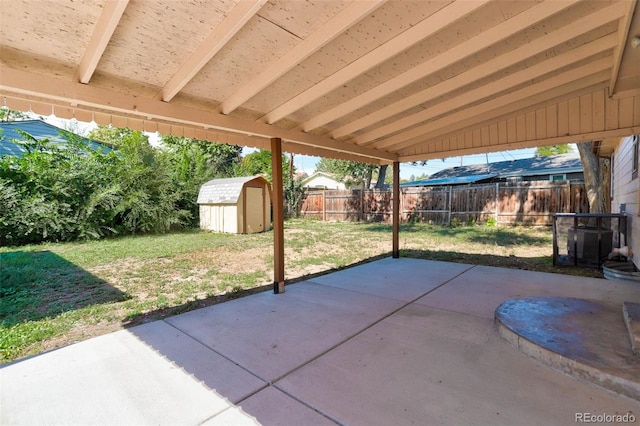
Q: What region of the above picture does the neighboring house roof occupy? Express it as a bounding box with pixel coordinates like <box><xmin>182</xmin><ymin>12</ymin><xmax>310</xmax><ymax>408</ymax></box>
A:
<box><xmin>0</xmin><ymin>120</ymin><xmax>111</xmax><ymax>157</ymax></box>
<box><xmin>301</xmin><ymin>172</ymin><xmax>343</xmax><ymax>187</ymax></box>
<box><xmin>401</xmin><ymin>174</ymin><xmax>498</xmax><ymax>187</ymax></box>
<box><xmin>403</xmin><ymin>153</ymin><xmax>583</xmax><ymax>186</ymax></box>
<box><xmin>197</xmin><ymin>176</ymin><xmax>265</xmax><ymax>204</ymax></box>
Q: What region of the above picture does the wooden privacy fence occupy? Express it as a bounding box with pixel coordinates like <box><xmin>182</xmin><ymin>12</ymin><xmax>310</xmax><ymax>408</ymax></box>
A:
<box><xmin>299</xmin><ymin>181</ymin><xmax>588</xmax><ymax>226</ymax></box>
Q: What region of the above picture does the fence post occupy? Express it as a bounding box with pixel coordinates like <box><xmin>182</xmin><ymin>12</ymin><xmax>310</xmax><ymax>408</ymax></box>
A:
<box><xmin>447</xmin><ymin>185</ymin><xmax>452</xmax><ymax>225</ymax></box>
<box><xmin>322</xmin><ymin>188</ymin><xmax>326</xmax><ymax>221</ymax></box>
<box><xmin>495</xmin><ymin>182</ymin><xmax>499</xmax><ymax>223</ymax></box>
<box><xmin>360</xmin><ymin>189</ymin><xmax>365</xmax><ymax>221</ymax></box>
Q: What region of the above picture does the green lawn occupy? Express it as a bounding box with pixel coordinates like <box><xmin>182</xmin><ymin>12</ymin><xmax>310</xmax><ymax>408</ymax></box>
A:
<box><xmin>0</xmin><ymin>219</ymin><xmax>595</xmax><ymax>363</ymax></box>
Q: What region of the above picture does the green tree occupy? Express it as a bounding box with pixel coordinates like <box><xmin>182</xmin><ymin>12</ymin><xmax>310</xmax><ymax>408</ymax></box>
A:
<box><xmin>535</xmin><ymin>144</ymin><xmax>572</xmax><ymax>156</ymax></box>
<box><xmin>237</xmin><ymin>150</ymin><xmax>304</xmax><ymax>217</ymax></box>
<box><xmin>238</xmin><ymin>150</ymin><xmax>276</xmax><ymax>179</ymax></box>
<box><xmin>91</xmin><ymin>127</ymin><xmax>188</xmax><ymax>233</ymax></box>
<box><xmin>315</xmin><ymin>158</ymin><xmax>378</xmax><ymax>188</ymax></box>
<box><xmin>0</xmin><ymin>107</ymin><xmax>31</xmax><ymax>122</ymax></box>
<box><xmin>161</xmin><ymin>135</ymin><xmax>242</xmax><ymax>225</ymax></box>
<box><xmin>0</xmin><ymin>129</ymin><xmax>120</xmax><ymax>244</ymax></box>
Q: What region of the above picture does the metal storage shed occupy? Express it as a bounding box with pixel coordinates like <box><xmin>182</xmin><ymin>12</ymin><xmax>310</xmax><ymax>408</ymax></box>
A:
<box><xmin>197</xmin><ymin>176</ymin><xmax>271</xmax><ymax>234</ymax></box>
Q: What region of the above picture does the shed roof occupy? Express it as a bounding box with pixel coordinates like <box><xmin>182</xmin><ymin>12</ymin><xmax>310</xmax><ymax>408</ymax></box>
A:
<box><xmin>0</xmin><ymin>120</ymin><xmax>111</xmax><ymax>157</ymax></box>
<box><xmin>197</xmin><ymin>176</ymin><xmax>266</xmax><ymax>205</ymax></box>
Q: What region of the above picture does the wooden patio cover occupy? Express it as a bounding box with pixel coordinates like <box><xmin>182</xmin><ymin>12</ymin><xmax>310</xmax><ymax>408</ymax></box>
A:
<box><xmin>1</xmin><ymin>0</ymin><xmax>639</xmax><ymax>291</ymax></box>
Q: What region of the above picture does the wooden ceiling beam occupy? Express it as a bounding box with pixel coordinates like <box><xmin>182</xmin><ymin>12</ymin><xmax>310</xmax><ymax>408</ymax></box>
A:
<box><xmin>76</xmin><ymin>0</ymin><xmax>129</xmax><ymax>84</ymax></box>
<box><xmin>332</xmin><ymin>1</ymin><xmax>627</xmax><ymax>140</ymax></box>
<box><xmin>158</xmin><ymin>0</ymin><xmax>267</xmax><ymax>102</ymax></box>
<box><xmin>262</xmin><ymin>0</ymin><xmax>490</xmax><ymax>125</ymax></box>
<box><xmin>296</xmin><ymin>0</ymin><xmax>578</xmax><ymax>132</ymax></box>
<box><xmin>355</xmin><ymin>34</ymin><xmax>618</xmax><ymax>146</ymax></box>
<box><xmin>219</xmin><ymin>0</ymin><xmax>384</xmax><ymax>115</ymax></box>
<box><xmin>375</xmin><ymin>58</ymin><xmax>612</xmax><ymax>151</ymax></box>
<box><xmin>608</xmin><ymin>0</ymin><xmax>637</xmax><ymax>95</ymax></box>
<box><xmin>0</xmin><ymin>66</ymin><xmax>397</xmax><ymax>162</ymax></box>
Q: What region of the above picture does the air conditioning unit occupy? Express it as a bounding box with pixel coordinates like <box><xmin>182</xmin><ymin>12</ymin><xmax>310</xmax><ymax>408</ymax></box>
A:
<box><xmin>567</xmin><ymin>228</ymin><xmax>613</xmax><ymax>265</ymax></box>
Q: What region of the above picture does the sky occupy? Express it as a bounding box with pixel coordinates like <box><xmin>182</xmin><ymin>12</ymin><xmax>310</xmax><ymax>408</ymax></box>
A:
<box><xmin>41</xmin><ymin>114</ymin><xmax>538</xmax><ymax>180</ymax></box>
<box><xmin>292</xmin><ymin>149</ymin><xmax>538</xmax><ymax>180</ymax></box>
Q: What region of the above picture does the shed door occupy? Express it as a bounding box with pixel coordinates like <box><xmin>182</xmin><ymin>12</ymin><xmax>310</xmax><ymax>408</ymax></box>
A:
<box><xmin>245</xmin><ymin>187</ymin><xmax>264</xmax><ymax>233</ymax></box>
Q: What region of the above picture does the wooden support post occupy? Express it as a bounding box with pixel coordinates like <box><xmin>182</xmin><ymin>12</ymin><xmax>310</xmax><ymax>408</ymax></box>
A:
<box><xmin>271</xmin><ymin>138</ymin><xmax>285</xmax><ymax>294</ymax></box>
<box><xmin>392</xmin><ymin>161</ymin><xmax>400</xmax><ymax>258</ymax></box>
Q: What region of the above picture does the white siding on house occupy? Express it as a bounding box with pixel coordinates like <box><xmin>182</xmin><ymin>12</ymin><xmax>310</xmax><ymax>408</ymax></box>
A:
<box><xmin>611</xmin><ymin>135</ymin><xmax>640</xmax><ymax>268</ymax></box>
<box><xmin>303</xmin><ymin>173</ymin><xmax>345</xmax><ymax>190</ymax></box>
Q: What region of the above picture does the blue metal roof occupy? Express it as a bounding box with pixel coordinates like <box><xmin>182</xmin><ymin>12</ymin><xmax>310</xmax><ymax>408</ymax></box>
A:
<box><xmin>0</xmin><ymin>120</ymin><xmax>111</xmax><ymax>157</ymax></box>
<box><xmin>401</xmin><ymin>173</ymin><xmax>498</xmax><ymax>187</ymax></box>
<box><xmin>429</xmin><ymin>153</ymin><xmax>583</xmax><ymax>180</ymax></box>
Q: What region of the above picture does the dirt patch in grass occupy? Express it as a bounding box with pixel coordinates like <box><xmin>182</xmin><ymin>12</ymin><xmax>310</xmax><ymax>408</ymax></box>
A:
<box><xmin>1</xmin><ymin>220</ymin><xmax>604</xmax><ymax>363</ymax></box>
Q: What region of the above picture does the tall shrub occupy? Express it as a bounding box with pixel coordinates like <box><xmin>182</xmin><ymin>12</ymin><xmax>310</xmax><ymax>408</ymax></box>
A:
<box><xmin>0</xmin><ymin>130</ymin><xmax>119</xmax><ymax>244</ymax></box>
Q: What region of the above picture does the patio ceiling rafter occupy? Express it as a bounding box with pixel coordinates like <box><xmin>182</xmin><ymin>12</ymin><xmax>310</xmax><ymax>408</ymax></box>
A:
<box><xmin>76</xmin><ymin>0</ymin><xmax>129</xmax><ymax>84</ymax></box>
<box><xmin>265</xmin><ymin>0</ymin><xmax>491</xmax><ymax>127</ymax></box>
<box><xmin>219</xmin><ymin>0</ymin><xmax>385</xmax><ymax>115</ymax></box>
<box><xmin>0</xmin><ymin>0</ymin><xmax>637</xmax><ymax>163</ymax></box>
<box><xmin>357</xmin><ymin>34</ymin><xmax>619</xmax><ymax>147</ymax></box>
<box><xmin>158</xmin><ymin>0</ymin><xmax>267</xmax><ymax>102</ymax></box>
<box><xmin>299</xmin><ymin>0</ymin><xmax>579</xmax><ymax>134</ymax></box>
<box><xmin>332</xmin><ymin>2</ymin><xmax>628</xmax><ymax>141</ymax></box>
<box><xmin>377</xmin><ymin>59</ymin><xmax>613</xmax><ymax>151</ymax></box>
<box><xmin>0</xmin><ymin>66</ymin><xmax>397</xmax><ymax>163</ymax></box>
<box><xmin>609</xmin><ymin>0</ymin><xmax>638</xmax><ymax>95</ymax></box>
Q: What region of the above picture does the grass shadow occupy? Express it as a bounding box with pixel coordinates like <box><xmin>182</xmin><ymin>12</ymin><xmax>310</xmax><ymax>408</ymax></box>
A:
<box><xmin>1</xmin><ymin>250</ymin><xmax>130</xmax><ymax>326</ymax></box>
<box><xmin>400</xmin><ymin>249</ymin><xmax>602</xmax><ymax>278</ymax></box>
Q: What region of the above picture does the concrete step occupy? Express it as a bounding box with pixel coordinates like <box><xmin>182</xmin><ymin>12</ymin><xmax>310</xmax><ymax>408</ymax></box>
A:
<box><xmin>623</xmin><ymin>302</ymin><xmax>640</xmax><ymax>358</ymax></box>
<box><xmin>495</xmin><ymin>297</ymin><xmax>640</xmax><ymax>401</ymax></box>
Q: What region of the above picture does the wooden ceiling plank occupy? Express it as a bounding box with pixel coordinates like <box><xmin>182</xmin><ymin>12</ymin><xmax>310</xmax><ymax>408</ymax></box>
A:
<box><xmin>331</xmin><ymin>2</ymin><xmax>627</xmax><ymax>139</ymax></box>
<box><xmin>375</xmin><ymin>58</ymin><xmax>612</xmax><ymax>151</ymax></box>
<box><xmin>77</xmin><ymin>0</ymin><xmax>129</xmax><ymax>84</ymax></box>
<box><xmin>296</xmin><ymin>0</ymin><xmax>578</xmax><ymax>132</ymax></box>
<box><xmin>355</xmin><ymin>34</ymin><xmax>618</xmax><ymax>145</ymax></box>
<box><xmin>388</xmin><ymin>75</ymin><xmax>611</xmax><ymax>153</ymax></box>
<box><xmin>158</xmin><ymin>0</ymin><xmax>267</xmax><ymax>102</ymax></box>
<box><xmin>0</xmin><ymin>65</ymin><xmax>396</xmax><ymax>162</ymax></box>
<box><xmin>220</xmin><ymin>0</ymin><xmax>385</xmax><ymax>115</ymax></box>
<box><xmin>394</xmin><ymin>78</ymin><xmax>612</xmax><ymax>156</ymax></box>
<box><xmin>608</xmin><ymin>0</ymin><xmax>637</xmax><ymax>95</ymax></box>
<box><xmin>263</xmin><ymin>0</ymin><xmax>491</xmax><ymax>125</ymax></box>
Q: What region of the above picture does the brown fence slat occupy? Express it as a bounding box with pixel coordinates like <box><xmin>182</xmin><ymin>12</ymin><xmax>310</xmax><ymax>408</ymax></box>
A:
<box><xmin>299</xmin><ymin>181</ymin><xmax>587</xmax><ymax>225</ymax></box>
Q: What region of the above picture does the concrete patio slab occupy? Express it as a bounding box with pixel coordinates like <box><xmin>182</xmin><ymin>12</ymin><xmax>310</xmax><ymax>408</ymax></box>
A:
<box><xmin>276</xmin><ymin>304</ymin><xmax>639</xmax><ymax>426</ymax></box>
<box><xmin>0</xmin><ymin>323</ymin><xmax>244</xmax><ymax>425</ymax></box>
<box><xmin>416</xmin><ymin>265</ymin><xmax>640</xmax><ymax>319</ymax></box>
<box><xmin>206</xmin><ymin>387</ymin><xmax>336</xmax><ymax>426</ymax></box>
<box><xmin>308</xmin><ymin>257</ymin><xmax>473</xmax><ymax>302</ymax></box>
<box><xmin>127</xmin><ymin>321</ymin><xmax>267</xmax><ymax>403</ymax></box>
<box><xmin>2</xmin><ymin>257</ymin><xmax>638</xmax><ymax>426</ymax></box>
<box><xmin>166</xmin><ymin>280</ymin><xmax>405</xmax><ymax>382</ymax></box>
